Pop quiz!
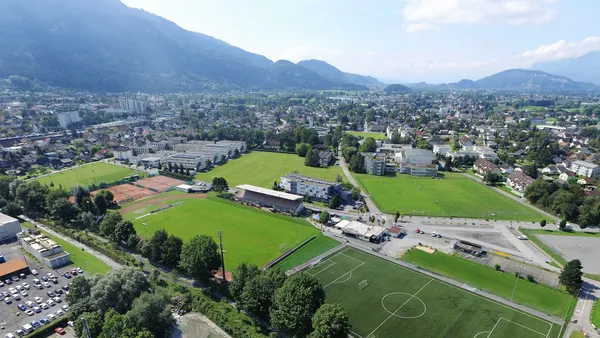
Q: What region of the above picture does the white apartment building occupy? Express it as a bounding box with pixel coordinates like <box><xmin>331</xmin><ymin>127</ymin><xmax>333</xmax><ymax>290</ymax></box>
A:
<box><xmin>280</xmin><ymin>174</ymin><xmax>341</xmax><ymax>201</ymax></box>
<box><xmin>473</xmin><ymin>146</ymin><xmax>499</xmax><ymax>160</ymax></box>
<box><xmin>19</xmin><ymin>232</ymin><xmax>70</xmax><ymax>268</ymax></box>
<box><xmin>165</xmin><ymin>153</ymin><xmax>207</xmax><ymax>171</ymax></box>
<box><xmin>570</xmin><ymin>160</ymin><xmax>600</xmax><ymax>178</ymax></box>
<box><xmin>119</xmin><ymin>99</ymin><xmax>146</xmax><ymax>113</ymax></box>
<box><xmin>396</xmin><ymin>148</ymin><xmax>436</xmax><ymax>165</ymax></box>
<box><xmin>56</xmin><ymin>111</ymin><xmax>81</xmax><ymax>129</ymax></box>
<box><xmin>433</xmin><ymin>144</ymin><xmax>452</xmax><ymax>156</ymax></box>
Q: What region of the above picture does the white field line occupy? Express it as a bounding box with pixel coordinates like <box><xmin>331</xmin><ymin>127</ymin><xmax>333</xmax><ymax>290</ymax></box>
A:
<box><xmin>324</xmin><ymin>262</ymin><xmax>365</xmax><ymax>288</ymax></box>
<box><xmin>350</xmin><ymin>330</ymin><xmax>364</xmax><ymax>338</ymax></box>
<box><xmin>500</xmin><ymin>317</ymin><xmax>548</xmax><ymax>336</ymax></box>
<box><xmin>546</xmin><ymin>323</ymin><xmax>552</xmax><ymax>338</ymax></box>
<box><xmin>486</xmin><ymin>318</ymin><xmax>503</xmax><ymax>338</ymax></box>
<box><xmin>367</xmin><ymin>279</ymin><xmax>433</xmax><ymax>337</ymax></box>
<box><xmin>306</xmin><ymin>260</ymin><xmax>336</xmax><ymax>276</ymax></box>
<box><xmin>340</xmin><ymin>253</ymin><xmax>366</xmax><ymax>264</ymax></box>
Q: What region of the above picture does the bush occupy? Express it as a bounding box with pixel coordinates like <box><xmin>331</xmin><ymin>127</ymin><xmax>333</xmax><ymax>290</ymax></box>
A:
<box><xmin>25</xmin><ymin>318</ymin><xmax>68</xmax><ymax>338</ymax></box>
<box><xmin>527</xmin><ymin>274</ymin><xmax>535</xmax><ymax>282</ymax></box>
<box><xmin>495</xmin><ymin>264</ymin><xmax>501</xmax><ymax>271</ymax></box>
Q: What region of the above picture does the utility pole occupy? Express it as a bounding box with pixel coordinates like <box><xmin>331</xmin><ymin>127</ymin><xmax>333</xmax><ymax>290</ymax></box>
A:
<box><xmin>219</xmin><ymin>231</ymin><xmax>226</xmax><ymax>282</ymax></box>
<box><xmin>82</xmin><ymin>317</ymin><xmax>91</xmax><ymax>338</ymax></box>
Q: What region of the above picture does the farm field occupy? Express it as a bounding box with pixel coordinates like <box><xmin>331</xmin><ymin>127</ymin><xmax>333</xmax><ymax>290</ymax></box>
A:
<box><xmin>123</xmin><ymin>194</ymin><xmax>327</xmax><ymax>268</ymax></box>
<box><xmin>306</xmin><ymin>247</ymin><xmax>563</xmax><ymax>338</ymax></box>
<box><xmin>20</xmin><ymin>222</ymin><xmax>111</xmax><ymax>275</ymax></box>
<box><xmin>401</xmin><ymin>249</ymin><xmax>573</xmax><ymax>317</ymax></box>
<box><xmin>195</xmin><ymin>151</ymin><xmax>343</xmax><ymax>188</ymax></box>
<box><xmin>354</xmin><ymin>172</ymin><xmax>544</xmax><ymax>221</ymax></box>
<box><xmin>35</xmin><ymin>162</ymin><xmax>139</xmax><ymax>190</ymax></box>
<box><xmin>347</xmin><ymin>131</ymin><xmax>388</xmax><ymax>140</ymax></box>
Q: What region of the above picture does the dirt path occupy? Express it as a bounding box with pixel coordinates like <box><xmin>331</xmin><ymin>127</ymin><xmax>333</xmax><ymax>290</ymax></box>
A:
<box><xmin>119</xmin><ymin>193</ymin><xmax>208</xmax><ymax>215</ymax></box>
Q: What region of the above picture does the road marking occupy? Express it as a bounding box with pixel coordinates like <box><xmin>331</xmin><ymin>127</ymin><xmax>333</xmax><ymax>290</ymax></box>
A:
<box><xmin>367</xmin><ymin>279</ymin><xmax>433</xmax><ymax>337</ymax></box>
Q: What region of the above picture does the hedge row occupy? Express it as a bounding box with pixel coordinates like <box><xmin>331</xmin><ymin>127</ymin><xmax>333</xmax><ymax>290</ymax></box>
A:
<box><xmin>24</xmin><ymin>318</ymin><xmax>68</xmax><ymax>338</ymax></box>
<box><xmin>158</xmin><ymin>170</ymin><xmax>194</xmax><ymax>181</ymax></box>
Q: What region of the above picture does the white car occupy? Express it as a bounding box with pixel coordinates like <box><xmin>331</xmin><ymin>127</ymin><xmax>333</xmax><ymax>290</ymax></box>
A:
<box><xmin>15</xmin><ymin>285</ymin><xmax>23</xmax><ymax>292</ymax></box>
<box><xmin>55</xmin><ymin>309</ymin><xmax>64</xmax><ymax>316</ymax></box>
<box><xmin>21</xmin><ymin>283</ymin><xmax>29</xmax><ymax>290</ymax></box>
<box><xmin>61</xmin><ymin>305</ymin><xmax>69</xmax><ymax>311</ymax></box>
<box><xmin>32</xmin><ymin>279</ymin><xmax>40</xmax><ymax>285</ymax></box>
<box><xmin>0</xmin><ymin>281</ymin><xmax>4</xmax><ymax>287</ymax></box>
<box><xmin>34</xmin><ymin>284</ymin><xmax>43</xmax><ymax>290</ymax></box>
<box><xmin>11</xmin><ymin>294</ymin><xmax>20</xmax><ymax>301</ymax></box>
<box><xmin>32</xmin><ymin>306</ymin><xmax>41</xmax><ymax>313</ymax></box>
<box><xmin>34</xmin><ymin>296</ymin><xmax>42</xmax><ymax>303</ymax></box>
<box><xmin>9</xmin><ymin>288</ymin><xmax>17</xmax><ymax>294</ymax></box>
<box><xmin>47</xmin><ymin>273</ymin><xmax>55</xmax><ymax>279</ymax></box>
<box><xmin>40</xmin><ymin>303</ymin><xmax>48</xmax><ymax>310</ymax></box>
<box><xmin>25</xmin><ymin>301</ymin><xmax>34</xmax><ymax>308</ymax></box>
<box><xmin>47</xmin><ymin>313</ymin><xmax>56</xmax><ymax>321</ymax></box>
<box><xmin>30</xmin><ymin>270</ymin><xmax>38</xmax><ymax>275</ymax></box>
<box><xmin>517</xmin><ymin>235</ymin><xmax>528</xmax><ymax>240</ymax></box>
<box><xmin>19</xmin><ymin>290</ymin><xmax>27</xmax><ymax>297</ymax></box>
<box><xmin>47</xmin><ymin>299</ymin><xmax>55</xmax><ymax>306</ymax></box>
<box><xmin>42</xmin><ymin>282</ymin><xmax>51</xmax><ymax>288</ymax></box>
<box><xmin>24</xmin><ymin>310</ymin><xmax>34</xmax><ymax>316</ymax></box>
<box><xmin>53</xmin><ymin>297</ymin><xmax>62</xmax><ymax>303</ymax></box>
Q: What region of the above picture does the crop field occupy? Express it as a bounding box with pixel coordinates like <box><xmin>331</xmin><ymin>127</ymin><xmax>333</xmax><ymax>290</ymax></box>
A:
<box><xmin>306</xmin><ymin>247</ymin><xmax>563</xmax><ymax>338</ymax></box>
<box><xmin>35</xmin><ymin>162</ymin><xmax>139</xmax><ymax>190</ymax></box>
<box><xmin>347</xmin><ymin>131</ymin><xmax>388</xmax><ymax>140</ymax></box>
<box><xmin>354</xmin><ymin>172</ymin><xmax>544</xmax><ymax>221</ymax></box>
<box><xmin>123</xmin><ymin>194</ymin><xmax>330</xmax><ymax>268</ymax></box>
<box><xmin>195</xmin><ymin>151</ymin><xmax>343</xmax><ymax>188</ymax></box>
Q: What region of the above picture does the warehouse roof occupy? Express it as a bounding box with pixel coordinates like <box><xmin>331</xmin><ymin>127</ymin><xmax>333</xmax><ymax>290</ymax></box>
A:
<box><xmin>236</xmin><ymin>184</ymin><xmax>303</xmax><ymax>201</ymax></box>
<box><xmin>0</xmin><ymin>258</ymin><xmax>28</xmax><ymax>278</ymax></box>
<box><xmin>0</xmin><ymin>212</ymin><xmax>18</xmax><ymax>226</ymax></box>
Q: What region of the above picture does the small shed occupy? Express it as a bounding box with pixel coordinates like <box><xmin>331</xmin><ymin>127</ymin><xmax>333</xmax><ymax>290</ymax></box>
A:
<box><xmin>176</xmin><ymin>184</ymin><xmax>193</xmax><ymax>193</ymax></box>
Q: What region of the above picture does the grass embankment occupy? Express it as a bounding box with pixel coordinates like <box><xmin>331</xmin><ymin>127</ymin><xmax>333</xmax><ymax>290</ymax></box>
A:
<box><xmin>401</xmin><ymin>249</ymin><xmax>574</xmax><ymax>317</ymax></box>
<box><xmin>35</xmin><ymin>162</ymin><xmax>139</xmax><ymax>190</ymax></box>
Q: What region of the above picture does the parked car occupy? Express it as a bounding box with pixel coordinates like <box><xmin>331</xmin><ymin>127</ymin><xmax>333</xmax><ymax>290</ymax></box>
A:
<box><xmin>32</xmin><ymin>306</ymin><xmax>41</xmax><ymax>313</ymax></box>
<box><xmin>32</xmin><ymin>279</ymin><xmax>40</xmax><ymax>285</ymax></box>
<box><xmin>14</xmin><ymin>329</ymin><xmax>24</xmax><ymax>337</ymax></box>
<box><xmin>30</xmin><ymin>270</ymin><xmax>38</xmax><ymax>275</ymax></box>
<box><xmin>53</xmin><ymin>297</ymin><xmax>62</xmax><ymax>303</ymax></box>
<box><xmin>76</xmin><ymin>267</ymin><xmax>83</xmax><ymax>274</ymax></box>
<box><xmin>17</xmin><ymin>304</ymin><xmax>26</xmax><ymax>311</ymax></box>
<box><xmin>12</xmin><ymin>294</ymin><xmax>20</xmax><ymax>301</ymax></box>
<box><xmin>51</xmin><ymin>278</ymin><xmax>58</xmax><ymax>284</ymax></box>
<box><xmin>55</xmin><ymin>309</ymin><xmax>64</xmax><ymax>316</ymax></box>
<box><xmin>61</xmin><ymin>285</ymin><xmax>69</xmax><ymax>291</ymax></box>
<box><xmin>11</xmin><ymin>276</ymin><xmax>19</xmax><ymax>282</ymax></box>
<box><xmin>0</xmin><ymin>281</ymin><xmax>4</xmax><ymax>287</ymax></box>
<box><xmin>19</xmin><ymin>290</ymin><xmax>27</xmax><ymax>297</ymax></box>
<box><xmin>9</xmin><ymin>288</ymin><xmax>17</xmax><ymax>294</ymax></box>
<box><xmin>54</xmin><ymin>327</ymin><xmax>65</xmax><ymax>335</ymax></box>
<box><xmin>4</xmin><ymin>279</ymin><xmax>11</xmax><ymax>285</ymax></box>
<box><xmin>47</xmin><ymin>291</ymin><xmax>56</xmax><ymax>298</ymax></box>
<box><xmin>40</xmin><ymin>303</ymin><xmax>48</xmax><ymax>310</ymax></box>
<box><xmin>19</xmin><ymin>274</ymin><xmax>25</xmax><ymax>279</ymax></box>
<box><xmin>42</xmin><ymin>282</ymin><xmax>51</xmax><ymax>288</ymax></box>
<box><xmin>21</xmin><ymin>283</ymin><xmax>29</xmax><ymax>290</ymax></box>
<box><xmin>47</xmin><ymin>299</ymin><xmax>55</xmax><ymax>307</ymax></box>
<box><xmin>34</xmin><ymin>284</ymin><xmax>43</xmax><ymax>290</ymax></box>
<box><xmin>34</xmin><ymin>296</ymin><xmax>42</xmax><ymax>304</ymax></box>
<box><xmin>517</xmin><ymin>235</ymin><xmax>528</xmax><ymax>240</ymax></box>
<box><xmin>39</xmin><ymin>317</ymin><xmax>49</xmax><ymax>324</ymax></box>
<box><xmin>64</xmin><ymin>272</ymin><xmax>71</xmax><ymax>279</ymax></box>
<box><xmin>61</xmin><ymin>305</ymin><xmax>69</xmax><ymax>311</ymax></box>
<box><xmin>15</xmin><ymin>285</ymin><xmax>22</xmax><ymax>292</ymax></box>
<box><xmin>47</xmin><ymin>313</ymin><xmax>56</xmax><ymax>320</ymax></box>
<box><xmin>41</xmin><ymin>276</ymin><xmax>48</xmax><ymax>282</ymax></box>
<box><xmin>4</xmin><ymin>297</ymin><xmax>12</xmax><ymax>304</ymax></box>
<box><xmin>30</xmin><ymin>321</ymin><xmax>40</xmax><ymax>328</ymax></box>
<box><xmin>70</xmin><ymin>269</ymin><xmax>78</xmax><ymax>276</ymax></box>
<box><xmin>25</xmin><ymin>301</ymin><xmax>34</xmax><ymax>308</ymax></box>
<box><xmin>47</xmin><ymin>273</ymin><xmax>54</xmax><ymax>279</ymax></box>
<box><xmin>54</xmin><ymin>289</ymin><xmax>63</xmax><ymax>295</ymax></box>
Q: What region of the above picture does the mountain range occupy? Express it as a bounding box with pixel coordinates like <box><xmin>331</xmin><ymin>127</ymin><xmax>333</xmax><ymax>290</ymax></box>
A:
<box><xmin>0</xmin><ymin>0</ymin><xmax>377</xmax><ymax>92</ymax></box>
<box><xmin>0</xmin><ymin>0</ymin><xmax>597</xmax><ymax>93</ymax></box>
<box><xmin>531</xmin><ymin>51</ymin><xmax>600</xmax><ymax>85</ymax></box>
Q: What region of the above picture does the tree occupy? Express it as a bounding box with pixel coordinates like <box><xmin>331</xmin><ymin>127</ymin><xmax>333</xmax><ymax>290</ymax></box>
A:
<box><xmin>115</xmin><ymin>221</ymin><xmax>138</xmax><ymax>247</ymax></box>
<box><xmin>335</xmin><ymin>174</ymin><xmax>343</xmax><ymax>183</ymax></box>
<box><xmin>15</xmin><ymin>181</ymin><xmax>50</xmax><ymax>213</ymax></box>
<box><xmin>305</xmin><ymin>149</ymin><xmax>321</xmax><ymax>167</ymax></box>
<box><xmin>45</xmin><ymin>188</ymin><xmax>69</xmax><ymax>211</ymax></box>
<box><xmin>540</xmin><ymin>219</ymin><xmax>547</xmax><ymax>228</ymax></box>
<box><xmin>71</xmin><ymin>185</ymin><xmax>91</xmax><ymax>207</ymax></box>
<box><xmin>100</xmin><ymin>212</ymin><xmax>123</xmax><ymax>238</ymax></box>
<box><xmin>271</xmin><ymin>273</ymin><xmax>326</xmax><ymax>337</ymax></box>
<box><xmin>212</xmin><ymin>177</ymin><xmax>229</xmax><ymax>192</ymax></box>
<box><xmin>349</xmin><ymin>153</ymin><xmax>366</xmax><ymax>173</ymax></box>
<box><xmin>90</xmin><ymin>268</ymin><xmax>150</xmax><ymax>314</ymax></box>
<box><xmin>94</xmin><ymin>190</ymin><xmax>114</xmax><ymax>214</ymax></box>
<box><xmin>234</xmin><ymin>148</ymin><xmax>240</xmax><ymax>158</ymax></box>
<box><xmin>559</xmin><ymin>219</ymin><xmax>567</xmax><ymax>230</ymax></box>
<box><xmin>74</xmin><ymin>311</ymin><xmax>103</xmax><ymax>338</ymax></box>
<box><xmin>48</xmin><ymin>198</ymin><xmax>78</xmax><ymax>224</ymax></box>
<box><xmin>179</xmin><ymin>235</ymin><xmax>221</xmax><ymax>283</ymax></box>
<box><xmin>125</xmin><ymin>292</ymin><xmax>175</xmax><ymax>338</ymax></box>
<box><xmin>80</xmin><ymin>211</ymin><xmax>96</xmax><ymax>230</ymax></box>
<box><xmin>483</xmin><ymin>172</ymin><xmax>501</xmax><ymax>184</ymax></box>
<box><xmin>358</xmin><ymin>137</ymin><xmax>377</xmax><ymax>153</ymax></box>
<box><xmin>319</xmin><ymin>211</ymin><xmax>330</xmax><ymax>224</ymax></box>
<box><xmin>559</xmin><ymin>259</ymin><xmax>583</xmax><ymax>295</ymax></box>
<box><xmin>394</xmin><ymin>211</ymin><xmax>400</xmax><ymax>223</ymax></box>
<box><xmin>295</xmin><ymin>143</ymin><xmax>312</xmax><ymax>158</ymax></box>
<box><xmin>141</xmin><ymin>229</ymin><xmax>168</xmax><ymax>262</ymax></box>
<box><xmin>100</xmin><ymin>310</ymin><xmax>154</xmax><ymax>338</ymax></box>
<box><xmin>163</xmin><ymin>235</ymin><xmax>183</xmax><ymax>268</ymax></box>
<box><xmin>495</xmin><ymin>264</ymin><xmax>501</xmax><ymax>271</ymax></box>
<box><xmin>240</xmin><ymin>268</ymin><xmax>287</xmax><ymax>319</ymax></box>
<box><xmin>310</xmin><ymin>304</ymin><xmax>350</xmax><ymax>338</ymax></box>
<box><xmin>351</xmin><ymin>187</ymin><xmax>361</xmax><ymax>200</ymax></box>
<box><xmin>329</xmin><ymin>195</ymin><xmax>341</xmax><ymax>209</ymax></box>
<box><xmin>230</xmin><ymin>263</ymin><xmax>261</xmax><ymax>301</ymax></box>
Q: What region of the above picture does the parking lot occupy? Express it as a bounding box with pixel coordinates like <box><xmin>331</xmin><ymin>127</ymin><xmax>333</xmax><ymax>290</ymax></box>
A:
<box><xmin>0</xmin><ymin>240</ymin><xmax>82</xmax><ymax>337</ymax></box>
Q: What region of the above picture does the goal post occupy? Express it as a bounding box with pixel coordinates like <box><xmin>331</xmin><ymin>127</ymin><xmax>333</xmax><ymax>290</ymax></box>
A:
<box><xmin>358</xmin><ymin>279</ymin><xmax>369</xmax><ymax>290</ymax></box>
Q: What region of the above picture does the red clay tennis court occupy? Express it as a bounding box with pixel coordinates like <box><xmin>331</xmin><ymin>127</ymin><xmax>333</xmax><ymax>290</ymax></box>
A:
<box><xmin>133</xmin><ymin>176</ymin><xmax>186</xmax><ymax>192</ymax></box>
<box><xmin>104</xmin><ymin>184</ymin><xmax>156</xmax><ymax>204</ymax></box>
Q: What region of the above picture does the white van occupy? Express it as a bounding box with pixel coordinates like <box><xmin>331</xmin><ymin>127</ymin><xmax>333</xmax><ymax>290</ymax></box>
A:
<box><xmin>21</xmin><ymin>324</ymin><xmax>33</xmax><ymax>333</ymax></box>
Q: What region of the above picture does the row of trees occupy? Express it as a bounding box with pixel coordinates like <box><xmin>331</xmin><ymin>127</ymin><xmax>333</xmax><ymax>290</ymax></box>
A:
<box><xmin>231</xmin><ymin>264</ymin><xmax>349</xmax><ymax>338</ymax></box>
<box><xmin>68</xmin><ymin>268</ymin><xmax>175</xmax><ymax>338</ymax></box>
<box><xmin>524</xmin><ymin>179</ymin><xmax>591</xmax><ymax>225</ymax></box>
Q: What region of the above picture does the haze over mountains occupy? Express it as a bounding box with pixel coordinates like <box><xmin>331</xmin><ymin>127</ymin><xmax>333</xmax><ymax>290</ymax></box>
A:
<box><xmin>0</xmin><ymin>0</ymin><xmax>597</xmax><ymax>93</ymax></box>
<box><xmin>531</xmin><ymin>51</ymin><xmax>600</xmax><ymax>86</ymax></box>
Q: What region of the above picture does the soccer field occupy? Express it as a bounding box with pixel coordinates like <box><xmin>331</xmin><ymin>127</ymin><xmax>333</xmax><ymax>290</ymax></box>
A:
<box><xmin>354</xmin><ymin>172</ymin><xmax>544</xmax><ymax>221</ymax></box>
<box><xmin>125</xmin><ymin>195</ymin><xmax>329</xmax><ymax>268</ymax></box>
<box><xmin>195</xmin><ymin>151</ymin><xmax>343</xmax><ymax>188</ymax></box>
<box><xmin>306</xmin><ymin>247</ymin><xmax>563</xmax><ymax>338</ymax></box>
<box><xmin>36</xmin><ymin>162</ymin><xmax>139</xmax><ymax>190</ymax></box>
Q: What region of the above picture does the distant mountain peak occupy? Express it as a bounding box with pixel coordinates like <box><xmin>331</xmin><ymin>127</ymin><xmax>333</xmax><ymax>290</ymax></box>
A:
<box><xmin>531</xmin><ymin>51</ymin><xmax>600</xmax><ymax>85</ymax></box>
<box><xmin>297</xmin><ymin>59</ymin><xmax>382</xmax><ymax>87</ymax></box>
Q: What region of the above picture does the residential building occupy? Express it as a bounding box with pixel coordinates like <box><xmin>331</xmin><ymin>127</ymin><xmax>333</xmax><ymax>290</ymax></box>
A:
<box><xmin>19</xmin><ymin>231</ymin><xmax>70</xmax><ymax>268</ymax></box>
<box><xmin>473</xmin><ymin>158</ymin><xmax>500</xmax><ymax>175</ymax></box>
<box><xmin>570</xmin><ymin>160</ymin><xmax>600</xmax><ymax>178</ymax></box>
<box><xmin>139</xmin><ymin>156</ymin><xmax>162</xmax><ymax>168</ymax></box>
<box><xmin>165</xmin><ymin>153</ymin><xmax>207</xmax><ymax>171</ymax></box>
<box><xmin>506</xmin><ymin>171</ymin><xmax>535</xmax><ymax>193</ymax></box>
<box><xmin>56</xmin><ymin>111</ymin><xmax>81</xmax><ymax>129</ymax></box>
<box><xmin>363</xmin><ymin>153</ymin><xmax>386</xmax><ymax>176</ymax></box>
<box><xmin>473</xmin><ymin>146</ymin><xmax>498</xmax><ymax>160</ymax></box>
<box><xmin>318</xmin><ymin>151</ymin><xmax>333</xmax><ymax>167</ymax></box>
<box><xmin>559</xmin><ymin>171</ymin><xmax>577</xmax><ymax>182</ymax></box>
<box><xmin>399</xmin><ymin>164</ymin><xmax>438</xmax><ymax>177</ymax></box>
<box><xmin>280</xmin><ymin>174</ymin><xmax>341</xmax><ymax>201</ymax></box>
<box><xmin>396</xmin><ymin>148</ymin><xmax>436</xmax><ymax>166</ymax></box>
<box><xmin>119</xmin><ymin>99</ymin><xmax>146</xmax><ymax>113</ymax></box>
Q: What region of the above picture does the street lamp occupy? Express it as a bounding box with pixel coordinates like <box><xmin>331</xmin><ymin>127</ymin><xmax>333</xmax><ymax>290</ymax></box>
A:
<box><xmin>511</xmin><ymin>265</ymin><xmax>524</xmax><ymax>302</ymax></box>
<box><xmin>142</xmin><ymin>223</ymin><xmax>148</xmax><ymax>237</ymax></box>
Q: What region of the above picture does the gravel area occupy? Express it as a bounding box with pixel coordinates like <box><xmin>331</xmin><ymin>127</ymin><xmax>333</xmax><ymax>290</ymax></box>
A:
<box><xmin>538</xmin><ymin>235</ymin><xmax>600</xmax><ymax>273</ymax></box>
<box><xmin>172</xmin><ymin>313</ymin><xmax>230</xmax><ymax>338</ymax></box>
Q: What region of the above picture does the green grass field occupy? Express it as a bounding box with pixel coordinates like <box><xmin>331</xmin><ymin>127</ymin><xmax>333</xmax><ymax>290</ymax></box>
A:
<box><xmin>195</xmin><ymin>151</ymin><xmax>343</xmax><ymax>188</ymax></box>
<box><xmin>125</xmin><ymin>195</ymin><xmax>329</xmax><ymax>268</ymax></box>
<box><xmin>347</xmin><ymin>131</ymin><xmax>388</xmax><ymax>140</ymax></box>
<box><xmin>306</xmin><ymin>247</ymin><xmax>563</xmax><ymax>338</ymax></box>
<box><xmin>401</xmin><ymin>250</ymin><xmax>573</xmax><ymax>317</ymax></box>
<box><xmin>35</xmin><ymin>162</ymin><xmax>139</xmax><ymax>190</ymax></box>
<box><xmin>354</xmin><ymin>172</ymin><xmax>544</xmax><ymax>221</ymax></box>
<box><xmin>273</xmin><ymin>235</ymin><xmax>340</xmax><ymax>271</ymax></box>
<box><xmin>21</xmin><ymin>222</ymin><xmax>111</xmax><ymax>275</ymax></box>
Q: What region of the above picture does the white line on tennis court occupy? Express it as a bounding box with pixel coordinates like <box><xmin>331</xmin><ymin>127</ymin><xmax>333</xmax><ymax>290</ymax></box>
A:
<box><xmin>366</xmin><ymin>279</ymin><xmax>433</xmax><ymax>337</ymax></box>
<box><xmin>486</xmin><ymin>317</ymin><xmax>503</xmax><ymax>338</ymax></box>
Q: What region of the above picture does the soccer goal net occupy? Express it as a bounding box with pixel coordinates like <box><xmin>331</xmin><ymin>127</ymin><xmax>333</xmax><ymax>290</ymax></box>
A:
<box><xmin>358</xmin><ymin>280</ymin><xmax>369</xmax><ymax>290</ymax></box>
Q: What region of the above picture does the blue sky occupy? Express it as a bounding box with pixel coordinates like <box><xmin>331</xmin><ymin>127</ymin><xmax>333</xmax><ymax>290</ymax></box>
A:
<box><xmin>121</xmin><ymin>0</ymin><xmax>600</xmax><ymax>83</ymax></box>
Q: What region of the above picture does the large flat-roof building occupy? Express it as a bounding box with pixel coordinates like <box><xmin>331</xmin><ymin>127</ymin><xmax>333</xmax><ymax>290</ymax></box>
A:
<box><xmin>280</xmin><ymin>174</ymin><xmax>341</xmax><ymax>201</ymax></box>
<box><xmin>237</xmin><ymin>184</ymin><xmax>304</xmax><ymax>215</ymax></box>
<box><xmin>335</xmin><ymin>220</ymin><xmax>386</xmax><ymax>242</ymax></box>
<box><xmin>363</xmin><ymin>153</ymin><xmax>386</xmax><ymax>176</ymax></box>
<box><xmin>19</xmin><ymin>231</ymin><xmax>70</xmax><ymax>268</ymax></box>
<box><xmin>165</xmin><ymin>153</ymin><xmax>207</xmax><ymax>171</ymax></box>
<box><xmin>570</xmin><ymin>160</ymin><xmax>600</xmax><ymax>178</ymax></box>
<box><xmin>0</xmin><ymin>213</ymin><xmax>21</xmax><ymax>242</ymax></box>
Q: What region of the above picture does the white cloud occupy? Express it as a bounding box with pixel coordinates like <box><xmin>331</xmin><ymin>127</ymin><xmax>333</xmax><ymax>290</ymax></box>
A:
<box><xmin>402</xmin><ymin>0</ymin><xmax>559</xmax><ymax>31</ymax></box>
<box><xmin>403</xmin><ymin>22</ymin><xmax>436</xmax><ymax>32</ymax></box>
<box><xmin>521</xmin><ymin>36</ymin><xmax>600</xmax><ymax>63</ymax></box>
<box><xmin>276</xmin><ymin>45</ymin><xmax>340</xmax><ymax>62</ymax></box>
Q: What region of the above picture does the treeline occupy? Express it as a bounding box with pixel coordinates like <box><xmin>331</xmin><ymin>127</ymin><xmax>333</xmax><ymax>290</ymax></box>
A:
<box><xmin>339</xmin><ymin>133</ymin><xmax>379</xmax><ymax>173</ymax></box>
<box><xmin>230</xmin><ymin>263</ymin><xmax>350</xmax><ymax>338</ymax></box>
<box><xmin>524</xmin><ymin>179</ymin><xmax>598</xmax><ymax>226</ymax></box>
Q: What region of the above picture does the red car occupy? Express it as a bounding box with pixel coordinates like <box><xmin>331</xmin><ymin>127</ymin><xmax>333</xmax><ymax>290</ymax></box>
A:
<box><xmin>54</xmin><ymin>327</ymin><xmax>65</xmax><ymax>335</ymax></box>
<box><xmin>70</xmin><ymin>269</ymin><xmax>77</xmax><ymax>276</ymax></box>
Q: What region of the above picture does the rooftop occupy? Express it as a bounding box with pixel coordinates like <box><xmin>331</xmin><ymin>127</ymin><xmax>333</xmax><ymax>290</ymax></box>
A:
<box><xmin>0</xmin><ymin>212</ymin><xmax>18</xmax><ymax>226</ymax></box>
<box><xmin>281</xmin><ymin>173</ymin><xmax>338</xmax><ymax>187</ymax></box>
<box><xmin>0</xmin><ymin>258</ymin><xmax>28</xmax><ymax>278</ymax></box>
<box><xmin>236</xmin><ymin>184</ymin><xmax>304</xmax><ymax>201</ymax></box>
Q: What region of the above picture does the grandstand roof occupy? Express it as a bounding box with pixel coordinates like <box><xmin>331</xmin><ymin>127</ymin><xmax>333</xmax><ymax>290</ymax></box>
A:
<box><xmin>236</xmin><ymin>184</ymin><xmax>303</xmax><ymax>201</ymax></box>
<box><xmin>336</xmin><ymin>220</ymin><xmax>386</xmax><ymax>238</ymax></box>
